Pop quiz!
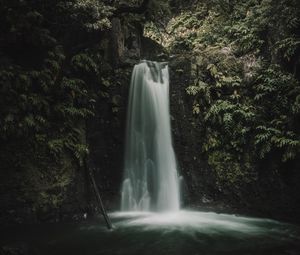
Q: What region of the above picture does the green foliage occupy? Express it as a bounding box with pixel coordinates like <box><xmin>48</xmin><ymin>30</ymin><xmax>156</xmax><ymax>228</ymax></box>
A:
<box><xmin>0</xmin><ymin>0</ymin><xmax>117</xmax><ymax>170</ymax></box>
<box><xmin>254</xmin><ymin>125</ymin><xmax>300</xmax><ymax>161</ymax></box>
<box><xmin>71</xmin><ymin>54</ymin><xmax>99</xmax><ymax>74</ymax></box>
<box><xmin>274</xmin><ymin>37</ymin><xmax>300</xmax><ymax>61</ymax></box>
<box><xmin>147</xmin><ymin>0</ymin><xmax>171</xmax><ymax>20</ymax></box>
<box><xmin>208</xmin><ymin>151</ymin><xmax>255</xmax><ymax>189</ymax></box>
<box><xmin>69</xmin><ymin>0</ymin><xmax>114</xmax><ymax>31</ymax></box>
<box><xmin>166</xmin><ymin>0</ymin><xmax>300</xmax><ymax>190</ymax></box>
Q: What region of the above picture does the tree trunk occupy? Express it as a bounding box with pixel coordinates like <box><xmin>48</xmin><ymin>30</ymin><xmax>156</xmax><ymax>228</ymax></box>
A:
<box><xmin>83</xmin><ymin>155</ymin><xmax>113</xmax><ymax>230</ymax></box>
<box><xmin>88</xmin><ymin>167</ymin><xmax>113</xmax><ymax>230</ymax></box>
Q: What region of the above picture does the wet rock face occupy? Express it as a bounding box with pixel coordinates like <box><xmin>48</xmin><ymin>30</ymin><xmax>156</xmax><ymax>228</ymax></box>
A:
<box><xmin>110</xmin><ymin>17</ymin><xmax>142</xmax><ymax>67</ymax></box>
<box><xmin>0</xmin><ymin>153</ymin><xmax>90</xmax><ymax>226</ymax></box>
<box><xmin>168</xmin><ymin>56</ymin><xmax>216</xmax><ymax>206</ymax></box>
<box><xmin>86</xmin><ymin>24</ymin><xmax>147</xmax><ymax>212</ymax></box>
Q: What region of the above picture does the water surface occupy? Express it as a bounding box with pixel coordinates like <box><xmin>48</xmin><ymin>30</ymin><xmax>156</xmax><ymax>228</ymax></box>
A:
<box><xmin>1</xmin><ymin>210</ymin><xmax>299</xmax><ymax>255</ymax></box>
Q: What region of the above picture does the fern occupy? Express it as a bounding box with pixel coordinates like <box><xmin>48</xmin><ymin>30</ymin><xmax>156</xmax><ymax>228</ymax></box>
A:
<box><xmin>223</xmin><ymin>113</ymin><xmax>233</xmax><ymax>132</ymax></box>
<box><xmin>71</xmin><ymin>53</ymin><xmax>98</xmax><ymax>74</ymax></box>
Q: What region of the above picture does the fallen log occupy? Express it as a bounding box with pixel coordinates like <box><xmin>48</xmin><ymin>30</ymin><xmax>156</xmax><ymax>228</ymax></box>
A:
<box><xmin>88</xmin><ymin>167</ymin><xmax>113</xmax><ymax>230</ymax></box>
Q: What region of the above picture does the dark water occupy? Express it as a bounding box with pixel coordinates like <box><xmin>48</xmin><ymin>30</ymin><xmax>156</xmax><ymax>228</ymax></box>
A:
<box><xmin>1</xmin><ymin>211</ymin><xmax>300</xmax><ymax>255</ymax></box>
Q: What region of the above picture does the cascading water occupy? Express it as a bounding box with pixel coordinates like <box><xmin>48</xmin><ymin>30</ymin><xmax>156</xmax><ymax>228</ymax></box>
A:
<box><xmin>121</xmin><ymin>60</ymin><xmax>180</xmax><ymax>212</ymax></box>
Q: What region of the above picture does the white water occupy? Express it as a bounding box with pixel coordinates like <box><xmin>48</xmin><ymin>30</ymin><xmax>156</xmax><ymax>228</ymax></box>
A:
<box><xmin>121</xmin><ymin>60</ymin><xmax>180</xmax><ymax>212</ymax></box>
<box><xmin>110</xmin><ymin>211</ymin><xmax>296</xmax><ymax>238</ymax></box>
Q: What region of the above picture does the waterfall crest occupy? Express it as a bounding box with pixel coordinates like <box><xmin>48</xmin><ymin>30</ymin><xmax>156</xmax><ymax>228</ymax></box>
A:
<box><xmin>121</xmin><ymin>60</ymin><xmax>180</xmax><ymax>212</ymax></box>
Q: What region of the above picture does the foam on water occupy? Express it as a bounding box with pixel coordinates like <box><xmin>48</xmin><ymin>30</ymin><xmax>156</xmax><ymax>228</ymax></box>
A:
<box><xmin>110</xmin><ymin>210</ymin><xmax>299</xmax><ymax>241</ymax></box>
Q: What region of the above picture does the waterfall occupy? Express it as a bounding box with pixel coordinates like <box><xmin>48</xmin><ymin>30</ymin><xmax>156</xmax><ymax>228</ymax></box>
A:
<box><xmin>121</xmin><ymin>60</ymin><xmax>180</xmax><ymax>212</ymax></box>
